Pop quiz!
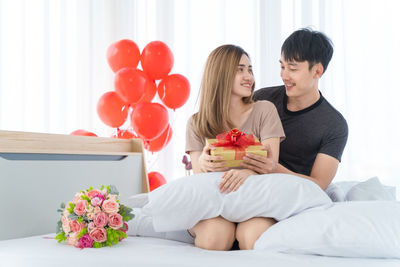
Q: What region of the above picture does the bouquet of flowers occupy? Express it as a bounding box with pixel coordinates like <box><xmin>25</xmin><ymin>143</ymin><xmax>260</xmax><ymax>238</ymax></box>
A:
<box><xmin>55</xmin><ymin>185</ymin><xmax>134</xmax><ymax>248</ymax></box>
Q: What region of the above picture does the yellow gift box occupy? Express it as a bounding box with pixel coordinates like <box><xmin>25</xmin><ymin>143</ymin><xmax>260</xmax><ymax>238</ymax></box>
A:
<box><xmin>206</xmin><ymin>138</ymin><xmax>267</xmax><ymax>168</ymax></box>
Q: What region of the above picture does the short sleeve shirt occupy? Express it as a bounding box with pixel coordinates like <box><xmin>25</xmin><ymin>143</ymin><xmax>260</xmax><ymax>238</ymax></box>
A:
<box><xmin>254</xmin><ymin>85</ymin><xmax>348</xmax><ymax>176</ymax></box>
<box><xmin>185</xmin><ymin>101</ymin><xmax>285</xmax><ymax>153</ymax></box>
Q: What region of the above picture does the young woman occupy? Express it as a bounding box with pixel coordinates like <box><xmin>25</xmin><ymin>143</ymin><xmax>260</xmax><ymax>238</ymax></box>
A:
<box><xmin>185</xmin><ymin>44</ymin><xmax>285</xmax><ymax>250</ymax></box>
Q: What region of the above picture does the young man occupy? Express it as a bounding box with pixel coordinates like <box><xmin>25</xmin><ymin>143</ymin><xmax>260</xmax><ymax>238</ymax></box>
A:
<box><xmin>242</xmin><ymin>28</ymin><xmax>348</xmax><ymax>190</ymax></box>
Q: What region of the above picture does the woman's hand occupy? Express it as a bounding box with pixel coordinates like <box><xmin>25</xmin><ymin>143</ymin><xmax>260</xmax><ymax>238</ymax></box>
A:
<box><xmin>219</xmin><ymin>169</ymin><xmax>257</xmax><ymax>193</ymax></box>
<box><xmin>198</xmin><ymin>144</ymin><xmax>229</xmax><ymax>173</ymax></box>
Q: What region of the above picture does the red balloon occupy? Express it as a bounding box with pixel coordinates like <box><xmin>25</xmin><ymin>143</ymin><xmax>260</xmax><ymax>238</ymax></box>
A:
<box><xmin>112</xmin><ymin>129</ymin><xmax>137</xmax><ymax>139</ymax></box>
<box><xmin>144</xmin><ymin>124</ymin><xmax>172</xmax><ymax>152</ymax></box>
<box><xmin>148</xmin><ymin>171</ymin><xmax>167</xmax><ymax>191</ymax></box>
<box><xmin>131</xmin><ymin>102</ymin><xmax>169</xmax><ymax>140</ymax></box>
<box><xmin>158</xmin><ymin>74</ymin><xmax>190</xmax><ymax>110</ymax></box>
<box><xmin>137</xmin><ymin>78</ymin><xmax>157</xmax><ymax>104</ymax></box>
<box><xmin>107</xmin><ymin>39</ymin><xmax>140</xmax><ymax>73</ymax></box>
<box><xmin>70</xmin><ymin>129</ymin><xmax>98</xmax><ymax>137</ymax></box>
<box><xmin>114</xmin><ymin>68</ymin><xmax>146</xmax><ymax>105</ymax></box>
<box><xmin>97</xmin><ymin>91</ymin><xmax>129</xmax><ymax>127</ymax></box>
<box><xmin>141</xmin><ymin>41</ymin><xmax>174</xmax><ymax>80</ymax></box>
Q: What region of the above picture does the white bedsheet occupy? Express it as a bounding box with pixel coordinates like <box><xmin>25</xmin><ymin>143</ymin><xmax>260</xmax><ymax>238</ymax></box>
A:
<box><xmin>1</xmin><ymin>234</ymin><xmax>399</xmax><ymax>267</ymax></box>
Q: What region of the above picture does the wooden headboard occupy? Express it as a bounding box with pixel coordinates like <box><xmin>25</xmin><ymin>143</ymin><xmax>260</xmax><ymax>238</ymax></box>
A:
<box><xmin>0</xmin><ymin>130</ymin><xmax>148</xmax><ymax>240</ymax></box>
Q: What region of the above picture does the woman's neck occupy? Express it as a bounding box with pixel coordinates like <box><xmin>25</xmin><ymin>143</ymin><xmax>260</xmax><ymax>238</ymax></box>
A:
<box><xmin>229</xmin><ymin>97</ymin><xmax>253</xmax><ymax>129</ymax></box>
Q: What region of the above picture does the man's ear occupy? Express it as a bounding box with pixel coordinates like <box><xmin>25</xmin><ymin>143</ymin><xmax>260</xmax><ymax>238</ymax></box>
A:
<box><xmin>313</xmin><ymin>63</ymin><xmax>324</xmax><ymax>78</ymax></box>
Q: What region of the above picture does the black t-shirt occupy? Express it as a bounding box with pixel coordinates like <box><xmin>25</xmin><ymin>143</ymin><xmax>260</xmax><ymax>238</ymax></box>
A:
<box><xmin>254</xmin><ymin>85</ymin><xmax>348</xmax><ymax>176</ymax></box>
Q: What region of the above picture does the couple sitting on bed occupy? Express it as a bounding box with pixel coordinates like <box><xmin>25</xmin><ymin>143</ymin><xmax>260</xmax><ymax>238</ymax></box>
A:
<box><xmin>184</xmin><ymin>28</ymin><xmax>348</xmax><ymax>250</ymax></box>
<box><xmin>128</xmin><ymin>28</ymin><xmax>348</xmax><ymax>250</ymax></box>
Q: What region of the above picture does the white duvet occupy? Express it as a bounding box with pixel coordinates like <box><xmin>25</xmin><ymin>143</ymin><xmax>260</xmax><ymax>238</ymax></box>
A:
<box><xmin>129</xmin><ymin>173</ymin><xmax>400</xmax><ymax>259</ymax></box>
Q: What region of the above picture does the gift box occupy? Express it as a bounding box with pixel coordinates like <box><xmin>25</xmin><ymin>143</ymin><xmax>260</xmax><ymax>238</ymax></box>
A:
<box><xmin>206</xmin><ymin>129</ymin><xmax>267</xmax><ymax>168</ymax></box>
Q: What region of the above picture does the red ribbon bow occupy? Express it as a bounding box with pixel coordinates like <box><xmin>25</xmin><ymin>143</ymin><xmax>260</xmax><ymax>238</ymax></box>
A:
<box><xmin>213</xmin><ymin>129</ymin><xmax>256</xmax><ymax>148</ymax></box>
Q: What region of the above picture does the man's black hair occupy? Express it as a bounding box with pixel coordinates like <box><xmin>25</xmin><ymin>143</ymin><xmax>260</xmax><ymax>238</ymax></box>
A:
<box><xmin>281</xmin><ymin>28</ymin><xmax>333</xmax><ymax>73</ymax></box>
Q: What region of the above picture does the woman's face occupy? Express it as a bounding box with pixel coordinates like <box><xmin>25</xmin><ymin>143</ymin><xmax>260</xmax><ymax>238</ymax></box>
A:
<box><xmin>231</xmin><ymin>54</ymin><xmax>254</xmax><ymax>99</ymax></box>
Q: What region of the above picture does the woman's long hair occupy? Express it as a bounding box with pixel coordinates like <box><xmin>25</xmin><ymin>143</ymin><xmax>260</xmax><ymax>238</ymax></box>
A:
<box><xmin>192</xmin><ymin>44</ymin><xmax>255</xmax><ymax>138</ymax></box>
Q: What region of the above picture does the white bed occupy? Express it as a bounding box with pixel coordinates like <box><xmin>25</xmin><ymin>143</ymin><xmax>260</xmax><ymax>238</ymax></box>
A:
<box><xmin>1</xmin><ymin>130</ymin><xmax>399</xmax><ymax>267</ymax></box>
<box><xmin>1</xmin><ymin>234</ymin><xmax>400</xmax><ymax>267</ymax></box>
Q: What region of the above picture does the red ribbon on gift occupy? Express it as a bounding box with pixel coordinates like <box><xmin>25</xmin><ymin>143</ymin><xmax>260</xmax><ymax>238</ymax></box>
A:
<box><xmin>212</xmin><ymin>129</ymin><xmax>259</xmax><ymax>160</ymax></box>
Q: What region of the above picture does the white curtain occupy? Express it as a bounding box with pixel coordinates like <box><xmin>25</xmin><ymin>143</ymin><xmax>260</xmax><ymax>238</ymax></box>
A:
<box><xmin>1</xmin><ymin>0</ymin><xmax>399</xmax><ymax>194</ymax></box>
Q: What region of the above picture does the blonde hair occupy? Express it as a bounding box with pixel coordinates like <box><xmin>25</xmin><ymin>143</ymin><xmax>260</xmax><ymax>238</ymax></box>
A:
<box><xmin>192</xmin><ymin>45</ymin><xmax>255</xmax><ymax>138</ymax></box>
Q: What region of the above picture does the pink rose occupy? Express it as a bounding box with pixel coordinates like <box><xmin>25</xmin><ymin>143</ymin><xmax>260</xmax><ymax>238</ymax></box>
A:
<box><xmin>89</xmin><ymin>227</ymin><xmax>107</xmax><ymax>243</ymax></box>
<box><xmin>74</xmin><ymin>200</ymin><xmax>88</xmax><ymax>216</ymax></box>
<box><xmin>63</xmin><ymin>208</ymin><xmax>70</xmax><ymax>217</ymax></box>
<box><xmin>70</xmin><ymin>220</ymin><xmax>87</xmax><ymax>233</ymax></box>
<box><xmin>94</xmin><ymin>212</ymin><xmax>108</xmax><ymax>228</ymax></box>
<box><xmin>102</xmin><ymin>199</ymin><xmax>119</xmax><ymax>214</ymax></box>
<box><xmin>72</xmin><ymin>193</ymin><xmax>83</xmax><ymax>204</ymax></box>
<box><xmin>87</xmin><ymin>189</ymin><xmax>101</xmax><ymax>199</ymax></box>
<box><xmin>67</xmin><ymin>232</ymin><xmax>78</xmax><ymax>246</ymax></box>
<box><xmin>93</xmin><ymin>206</ymin><xmax>101</xmax><ymax>214</ymax></box>
<box><xmin>87</xmin><ymin>212</ymin><xmax>95</xmax><ymax>220</ymax></box>
<box><xmin>108</xmin><ymin>194</ymin><xmax>117</xmax><ymax>202</ymax></box>
<box><xmin>108</xmin><ymin>213</ymin><xmax>123</xmax><ymax>229</ymax></box>
<box><xmin>91</xmin><ymin>197</ymin><xmax>103</xmax><ymax>207</ymax></box>
<box><xmin>62</xmin><ymin>216</ymin><xmax>71</xmax><ymax>234</ymax></box>
<box><xmin>77</xmin><ymin>233</ymin><xmax>93</xmax><ymax>248</ymax></box>
<box><xmin>87</xmin><ymin>222</ymin><xmax>96</xmax><ymax>232</ymax></box>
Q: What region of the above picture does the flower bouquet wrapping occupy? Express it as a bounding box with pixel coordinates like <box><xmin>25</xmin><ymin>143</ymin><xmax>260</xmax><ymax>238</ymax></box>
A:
<box><xmin>56</xmin><ymin>185</ymin><xmax>134</xmax><ymax>248</ymax></box>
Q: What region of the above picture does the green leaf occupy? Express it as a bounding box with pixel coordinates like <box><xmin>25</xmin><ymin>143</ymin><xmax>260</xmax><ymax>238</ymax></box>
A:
<box><xmin>68</xmin><ymin>213</ymin><xmax>79</xmax><ymax>221</ymax></box>
<box><xmin>81</xmin><ymin>215</ymin><xmax>89</xmax><ymax>223</ymax></box>
<box><xmin>108</xmin><ymin>185</ymin><xmax>119</xmax><ymax>195</ymax></box>
<box><xmin>100</xmin><ymin>185</ymin><xmax>105</xmax><ymax>191</ymax></box>
<box><xmin>55</xmin><ymin>232</ymin><xmax>66</xmax><ymax>243</ymax></box>
<box><xmin>116</xmin><ymin>230</ymin><xmax>127</xmax><ymax>240</ymax></box>
<box><xmin>81</xmin><ymin>195</ymin><xmax>91</xmax><ymax>202</ymax></box>
<box><xmin>119</xmin><ymin>204</ymin><xmax>134</xmax><ymax>221</ymax></box>
<box><xmin>67</xmin><ymin>203</ymin><xmax>76</xmax><ymax>214</ymax></box>
<box><xmin>76</xmin><ymin>227</ymin><xmax>88</xmax><ymax>239</ymax></box>
<box><xmin>93</xmin><ymin>242</ymin><xmax>101</xmax><ymax>248</ymax></box>
<box><xmin>56</xmin><ymin>220</ymin><xmax>63</xmax><ymax>233</ymax></box>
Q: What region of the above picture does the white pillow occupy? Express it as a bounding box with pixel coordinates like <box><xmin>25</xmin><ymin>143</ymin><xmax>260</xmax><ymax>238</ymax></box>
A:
<box><xmin>325</xmin><ymin>177</ymin><xmax>397</xmax><ymax>202</ymax></box>
<box><xmin>127</xmin><ymin>193</ymin><xmax>149</xmax><ymax>208</ymax></box>
<box><xmin>325</xmin><ymin>183</ymin><xmax>346</xmax><ymax>202</ymax></box>
<box><xmin>254</xmin><ymin>201</ymin><xmax>400</xmax><ymax>259</ymax></box>
<box><xmin>142</xmin><ymin>172</ymin><xmax>332</xmax><ymax>232</ymax></box>
<box><xmin>346</xmin><ymin>177</ymin><xmax>396</xmax><ymax>201</ymax></box>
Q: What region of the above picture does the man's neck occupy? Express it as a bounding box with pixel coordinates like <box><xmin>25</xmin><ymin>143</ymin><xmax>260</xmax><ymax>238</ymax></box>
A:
<box><xmin>286</xmin><ymin>88</ymin><xmax>321</xmax><ymax>112</ymax></box>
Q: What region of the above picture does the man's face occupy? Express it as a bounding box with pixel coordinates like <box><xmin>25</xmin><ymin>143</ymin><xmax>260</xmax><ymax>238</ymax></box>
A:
<box><xmin>279</xmin><ymin>54</ymin><xmax>320</xmax><ymax>99</ymax></box>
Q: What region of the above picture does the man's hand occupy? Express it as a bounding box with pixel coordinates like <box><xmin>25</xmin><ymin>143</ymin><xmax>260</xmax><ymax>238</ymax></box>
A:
<box><xmin>198</xmin><ymin>144</ymin><xmax>229</xmax><ymax>172</ymax></box>
<box><xmin>240</xmin><ymin>144</ymin><xmax>276</xmax><ymax>174</ymax></box>
<box><xmin>219</xmin><ymin>169</ymin><xmax>256</xmax><ymax>193</ymax></box>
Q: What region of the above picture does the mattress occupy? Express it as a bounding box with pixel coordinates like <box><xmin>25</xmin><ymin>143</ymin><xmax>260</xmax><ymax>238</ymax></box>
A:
<box><xmin>1</xmin><ymin>130</ymin><xmax>399</xmax><ymax>266</ymax></box>
<box><xmin>1</xmin><ymin>234</ymin><xmax>399</xmax><ymax>267</ymax></box>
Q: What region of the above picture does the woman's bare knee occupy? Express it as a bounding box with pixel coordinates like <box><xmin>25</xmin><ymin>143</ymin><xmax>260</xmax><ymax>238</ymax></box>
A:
<box><xmin>236</xmin><ymin>217</ymin><xmax>276</xmax><ymax>250</ymax></box>
<box><xmin>191</xmin><ymin>217</ymin><xmax>236</xmax><ymax>250</ymax></box>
